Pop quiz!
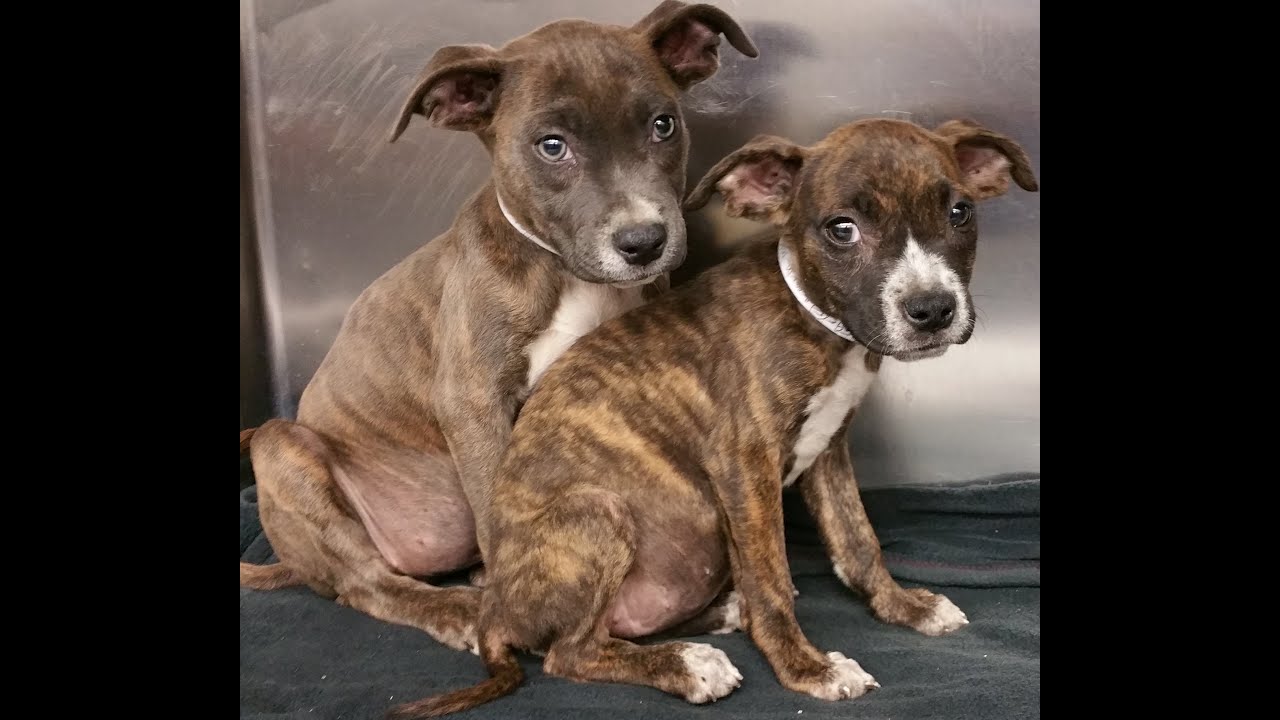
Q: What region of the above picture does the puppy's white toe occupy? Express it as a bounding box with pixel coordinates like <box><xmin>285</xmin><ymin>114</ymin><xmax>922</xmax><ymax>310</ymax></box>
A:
<box><xmin>915</xmin><ymin>595</ymin><xmax>968</xmax><ymax>636</ymax></box>
<box><xmin>806</xmin><ymin>651</ymin><xmax>878</xmax><ymax>701</ymax></box>
<box><xmin>680</xmin><ymin>642</ymin><xmax>742</xmax><ymax>703</ymax></box>
<box><xmin>711</xmin><ymin>591</ymin><xmax>743</xmax><ymax>635</ymax></box>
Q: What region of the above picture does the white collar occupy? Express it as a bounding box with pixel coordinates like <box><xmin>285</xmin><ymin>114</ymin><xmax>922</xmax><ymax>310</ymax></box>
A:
<box><xmin>495</xmin><ymin>191</ymin><xmax>560</xmax><ymax>256</ymax></box>
<box><xmin>777</xmin><ymin>241</ymin><xmax>855</xmax><ymax>342</ymax></box>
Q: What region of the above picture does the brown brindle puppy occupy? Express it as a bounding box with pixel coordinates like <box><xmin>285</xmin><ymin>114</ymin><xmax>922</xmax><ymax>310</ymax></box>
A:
<box><xmin>238</xmin><ymin>1</ymin><xmax>757</xmax><ymax>653</ymax></box>
<box><xmin>388</xmin><ymin>117</ymin><xmax>1038</xmax><ymax>717</ymax></box>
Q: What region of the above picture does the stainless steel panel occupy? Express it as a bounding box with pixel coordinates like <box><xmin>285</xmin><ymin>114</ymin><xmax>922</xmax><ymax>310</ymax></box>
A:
<box><xmin>240</xmin><ymin>0</ymin><xmax>1040</xmax><ymax>487</ymax></box>
<box><xmin>241</xmin><ymin>52</ymin><xmax>271</xmax><ymax>433</ymax></box>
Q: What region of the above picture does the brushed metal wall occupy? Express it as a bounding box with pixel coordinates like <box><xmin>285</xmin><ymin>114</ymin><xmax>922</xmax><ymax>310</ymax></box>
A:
<box><xmin>239</xmin><ymin>0</ymin><xmax>1040</xmax><ymax>488</ymax></box>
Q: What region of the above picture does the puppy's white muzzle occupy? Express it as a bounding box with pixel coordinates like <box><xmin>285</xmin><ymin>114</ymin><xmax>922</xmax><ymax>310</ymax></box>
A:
<box><xmin>879</xmin><ymin>237</ymin><xmax>972</xmax><ymax>360</ymax></box>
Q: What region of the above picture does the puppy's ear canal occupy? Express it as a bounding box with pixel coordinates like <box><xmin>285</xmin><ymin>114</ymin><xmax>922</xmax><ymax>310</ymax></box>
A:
<box><xmin>933</xmin><ymin>119</ymin><xmax>1039</xmax><ymax>200</ymax></box>
<box><xmin>388</xmin><ymin>44</ymin><xmax>504</xmax><ymax>142</ymax></box>
<box><xmin>684</xmin><ymin>135</ymin><xmax>806</xmax><ymax>225</ymax></box>
<box><xmin>633</xmin><ymin>0</ymin><xmax>759</xmax><ymax>89</ymax></box>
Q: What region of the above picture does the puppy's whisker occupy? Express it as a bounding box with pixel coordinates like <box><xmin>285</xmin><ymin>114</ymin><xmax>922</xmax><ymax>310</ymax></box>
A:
<box><xmin>972</xmin><ymin>304</ymin><xmax>989</xmax><ymax>331</ymax></box>
<box><xmin>866</xmin><ymin>328</ymin><xmax>891</xmax><ymax>352</ymax></box>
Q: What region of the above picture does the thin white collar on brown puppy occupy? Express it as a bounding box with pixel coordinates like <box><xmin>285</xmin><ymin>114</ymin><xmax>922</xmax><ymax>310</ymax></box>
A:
<box><xmin>496</xmin><ymin>191</ymin><xmax>561</xmax><ymax>256</ymax></box>
<box><xmin>778</xmin><ymin>241</ymin><xmax>854</xmax><ymax>342</ymax></box>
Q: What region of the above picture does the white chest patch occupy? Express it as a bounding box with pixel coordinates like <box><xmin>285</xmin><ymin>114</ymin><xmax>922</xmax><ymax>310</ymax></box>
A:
<box><xmin>784</xmin><ymin>346</ymin><xmax>878</xmax><ymax>486</ymax></box>
<box><xmin>524</xmin><ymin>278</ymin><xmax>646</xmax><ymax>392</ymax></box>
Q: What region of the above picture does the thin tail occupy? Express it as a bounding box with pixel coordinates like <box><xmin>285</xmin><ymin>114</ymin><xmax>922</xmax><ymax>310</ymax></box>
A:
<box><xmin>240</xmin><ymin>562</ymin><xmax>302</xmax><ymax>589</ymax></box>
<box><xmin>240</xmin><ymin>427</ymin><xmax>257</xmax><ymax>454</ymax></box>
<box><xmin>386</xmin><ymin>632</ymin><xmax>523</xmax><ymax>718</ymax></box>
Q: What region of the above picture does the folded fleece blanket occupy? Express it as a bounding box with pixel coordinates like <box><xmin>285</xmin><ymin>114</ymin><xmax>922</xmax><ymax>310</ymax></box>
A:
<box><xmin>241</xmin><ymin>473</ymin><xmax>1039</xmax><ymax>719</ymax></box>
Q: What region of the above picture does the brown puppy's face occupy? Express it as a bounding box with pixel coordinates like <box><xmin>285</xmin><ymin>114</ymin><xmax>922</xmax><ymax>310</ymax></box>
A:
<box><xmin>389</xmin><ymin>2</ymin><xmax>757</xmax><ymax>286</ymax></box>
<box><xmin>686</xmin><ymin>118</ymin><xmax>1038</xmax><ymax>360</ymax></box>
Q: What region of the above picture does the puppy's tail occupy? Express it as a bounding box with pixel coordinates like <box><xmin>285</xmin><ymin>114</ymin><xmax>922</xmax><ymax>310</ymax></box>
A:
<box><xmin>240</xmin><ymin>426</ymin><xmax>305</xmax><ymax>591</ymax></box>
<box><xmin>386</xmin><ymin>631</ymin><xmax>523</xmax><ymax>718</ymax></box>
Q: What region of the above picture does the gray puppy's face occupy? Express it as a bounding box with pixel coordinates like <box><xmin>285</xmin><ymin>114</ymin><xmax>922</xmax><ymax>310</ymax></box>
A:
<box><xmin>487</xmin><ymin>31</ymin><xmax>692</xmax><ymax>286</ymax></box>
<box><xmin>389</xmin><ymin>2</ymin><xmax>759</xmax><ymax>286</ymax></box>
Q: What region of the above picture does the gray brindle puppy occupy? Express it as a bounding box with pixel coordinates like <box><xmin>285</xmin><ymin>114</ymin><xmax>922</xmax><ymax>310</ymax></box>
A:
<box><xmin>239</xmin><ymin>1</ymin><xmax>758</xmax><ymax>653</ymax></box>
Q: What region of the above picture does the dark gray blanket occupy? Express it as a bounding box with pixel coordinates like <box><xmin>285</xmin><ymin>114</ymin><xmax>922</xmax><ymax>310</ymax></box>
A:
<box><xmin>240</xmin><ymin>474</ymin><xmax>1039</xmax><ymax>719</ymax></box>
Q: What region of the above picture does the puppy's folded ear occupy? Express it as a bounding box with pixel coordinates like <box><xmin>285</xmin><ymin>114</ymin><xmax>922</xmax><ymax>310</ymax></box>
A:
<box><xmin>633</xmin><ymin>0</ymin><xmax>759</xmax><ymax>89</ymax></box>
<box><xmin>389</xmin><ymin>44</ymin><xmax>504</xmax><ymax>142</ymax></box>
<box><xmin>933</xmin><ymin>119</ymin><xmax>1039</xmax><ymax>200</ymax></box>
<box><xmin>684</xmin><ymin>135</ymin><xmax>807</xmax><ymax>225</ymax></box>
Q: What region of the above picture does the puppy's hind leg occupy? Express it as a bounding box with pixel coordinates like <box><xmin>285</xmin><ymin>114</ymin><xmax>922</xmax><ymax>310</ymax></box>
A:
<box><xmin>247</xmin><ymin>419</ymin><xmax>480</xmax><ymax>652</ymax></box>
<box><xmin>532</xmin><ymin>489</ymin><xmax>742</xmax><ymax>704</ymax></box>
<box><xmin>240</xmin><ymin>561</ymin><xmax>300</xmax><ymax>589</ymax></box>
<box><xmin>241</xmin><ymin>427</ymin><xmax>304</xmax><ymax>590</ymax></box>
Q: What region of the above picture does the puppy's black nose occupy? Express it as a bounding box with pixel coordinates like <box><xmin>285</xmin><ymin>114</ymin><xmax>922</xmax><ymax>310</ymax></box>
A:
<box><xmin>902</xmin><ymin>292</ymin><xmax>956</xmax><ymax>332</ymax></box>
<box><xmin>612</xmin><ymin>223</ymin><xmax>667</xmax><ymax>266</ymax></box>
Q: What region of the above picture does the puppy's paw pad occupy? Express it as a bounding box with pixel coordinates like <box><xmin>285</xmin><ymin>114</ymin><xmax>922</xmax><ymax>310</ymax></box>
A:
<box><xmin>680</xmin><ymin>642</ymin><xmax>742</xmax><ymax>703</ymax></box>
<box><xmin>808</xmin><ymin>651</ymin><xmax>878</xmax><ymax>701</ymax></box>
<box><xmin>914</xmin><ymin>594</ymin><xmax>968</xmax><ymax>636</ymax></box>
<box><xmin>711</xmin><ymin>591</ymin><xmax>743</xmax><ymax>635</ymax></box>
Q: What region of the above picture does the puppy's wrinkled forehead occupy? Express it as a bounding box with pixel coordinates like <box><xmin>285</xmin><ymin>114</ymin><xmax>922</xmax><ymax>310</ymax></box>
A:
<box><xmin>803</xmin><ymin>120</ymin><xmax>962</xmax><ymax>228</ymax></box>
<box><xmin>500</xmin><ymin>22</ymin><xmax>679</xmax><ymax>123</ymax></box>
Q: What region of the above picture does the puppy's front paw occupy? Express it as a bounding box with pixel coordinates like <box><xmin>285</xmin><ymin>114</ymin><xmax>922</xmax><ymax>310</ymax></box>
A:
<box><xmin>873</xmin><ymin>587</ymin><xmax>969</xmax><ymax>636</ymax></box>
<box><xmin>905</xmin><ymin>588</ymin><xmax>968</xmax><ymax>636</ymax></box>
<box><xmin>808</xmin><ymin>652</ymin><xmax>879</xmax><ymax>701</ymax></box>
<box><xmin>679</xmin><ymin>642</ymin><xmax>743</xmax><ymax>703</ymax></box>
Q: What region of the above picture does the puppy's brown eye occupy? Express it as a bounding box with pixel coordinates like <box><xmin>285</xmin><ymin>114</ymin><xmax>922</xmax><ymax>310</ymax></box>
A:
<box><xmin>949</xmin><ymin>201</ymin><xmax>975</xmax><ymax>227</ymax></box>
<box><xmin>535</xmin><ymin>136</ymin><xmax>571</xmax><ymax>162</ymax></box>
<box><xmin>824</xmin><ymin>217</ymin><xmax>860</xmax><ymax>245</ymax></box>
<box><xmin>652</xmin><ymin>115</ymin><xmax>677</xmax><ymax>142</ymax></box>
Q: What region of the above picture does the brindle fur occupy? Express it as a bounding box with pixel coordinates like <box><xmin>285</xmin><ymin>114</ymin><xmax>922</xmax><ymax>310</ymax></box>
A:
<box><xmin>389</xmin><ymin>117</ymin><xmax>1037</xmax><ymax>716</ymax></box>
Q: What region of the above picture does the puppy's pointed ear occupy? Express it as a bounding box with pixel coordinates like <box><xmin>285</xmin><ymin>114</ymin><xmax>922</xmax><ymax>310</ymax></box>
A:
<box><xmin>933</xmin><ymin>119</ymin><xmax>1038</xmax><ymax>200</ymax></box>
<box><xmin>685</xmin><ymin>135</ymin><xmax>807</xmax><ymax>225</ymax></box>
<box><xmin>632</xmin><ymin>1</ymin><xmax>758</xmax><ymax>89</ymax></box>
<box><xmin>388</xmin><ymin>44</ymin><xmax>504</xmax><ymax>143</ymax></box>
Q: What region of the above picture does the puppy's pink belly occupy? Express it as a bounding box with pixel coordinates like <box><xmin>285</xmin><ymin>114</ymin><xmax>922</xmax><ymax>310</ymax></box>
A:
<box><xmin>606</xmin><ymin>541</ymin><xmax>729</xmax><ymax>638</ymax></box>
<box><xmin>332</xmin><ymin>453</ymin><xmax>480</xmax><ymax>578</ymax></box>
